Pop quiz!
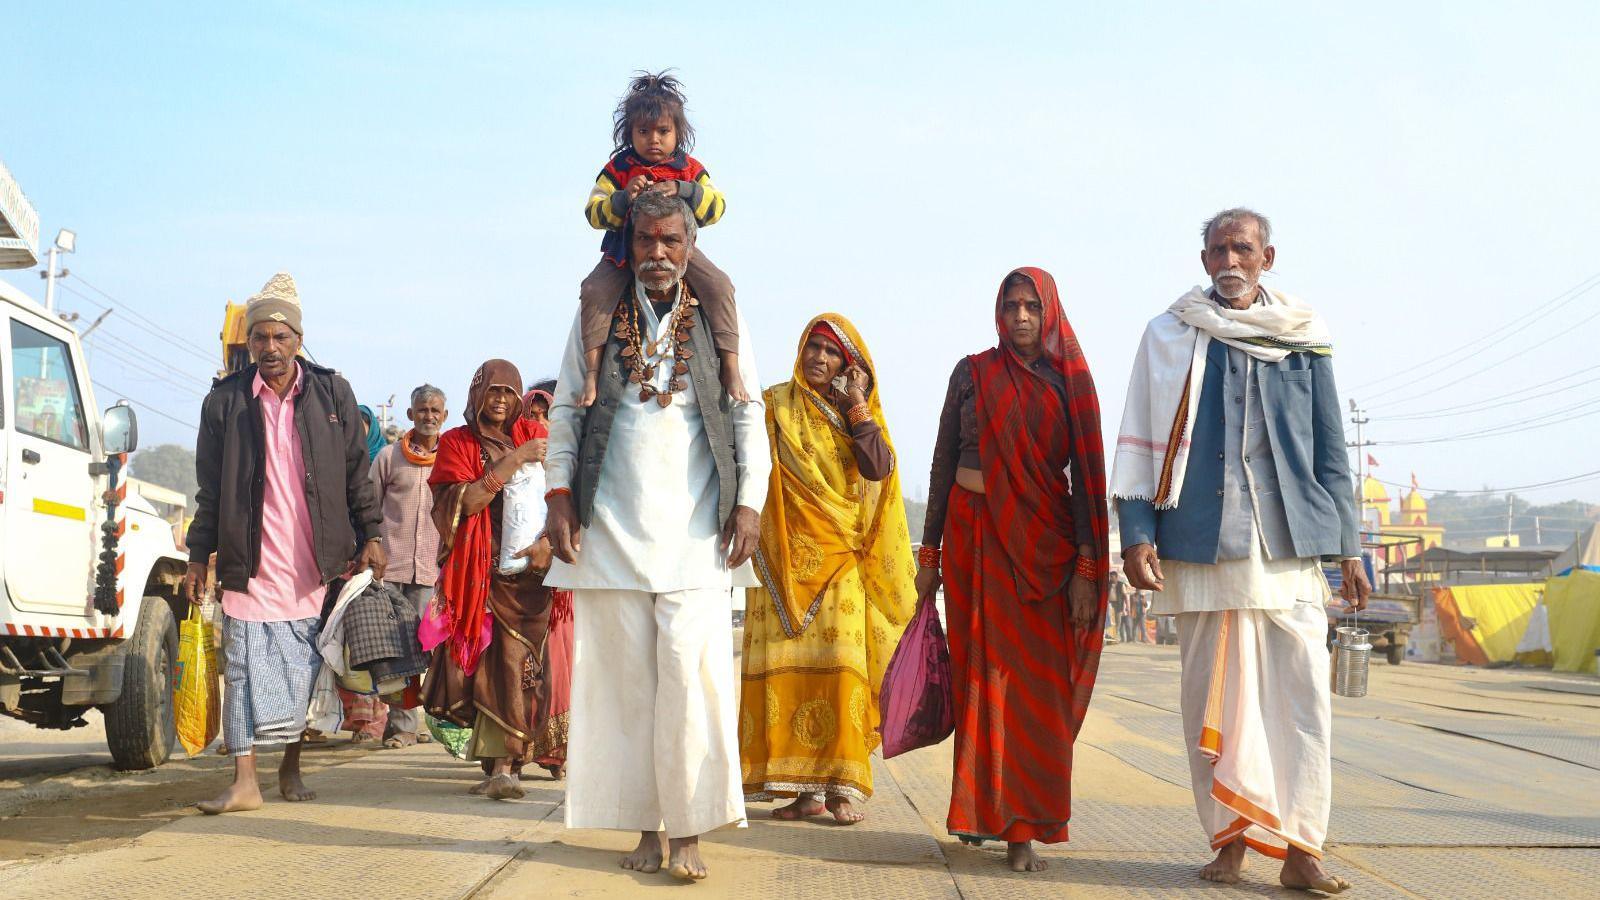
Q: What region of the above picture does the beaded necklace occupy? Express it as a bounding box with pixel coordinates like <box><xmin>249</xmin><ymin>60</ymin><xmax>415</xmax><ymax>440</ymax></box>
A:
<box><xmin>612</xmin><ymin>281</ymin><xmax>699</xmax><ymax>407</ymax></box>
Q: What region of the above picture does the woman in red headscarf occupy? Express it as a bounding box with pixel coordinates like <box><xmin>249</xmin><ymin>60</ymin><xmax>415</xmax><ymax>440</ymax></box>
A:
<box><xmin>917</xmin><ymin>268</ymin><xmax>1109</xmax><ymax>872</ymax></box>
<box><xmin>423</xmin><ymin>360</ymin><xmax>554</xmax><ymax>800</ymax></box>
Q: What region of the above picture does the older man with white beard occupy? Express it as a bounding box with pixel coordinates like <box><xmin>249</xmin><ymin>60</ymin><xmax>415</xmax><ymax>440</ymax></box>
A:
<box><xmin>543</xmin><ymin>189</ymin><xmax>767</xmax><ymax>882</ymax></box>
<box><xmin>1111</xmin><ymin>209</ymin><xmax>1368</xmax><ymax>894</ymax></box>
<box><xmin>368</xmin><ymin>384</ymin><xmax>447</xmax><ymax>748</ymax></box>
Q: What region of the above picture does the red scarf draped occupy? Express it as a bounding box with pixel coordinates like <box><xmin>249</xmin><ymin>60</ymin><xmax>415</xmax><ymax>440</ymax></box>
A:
<box><xmin>428</xmin><ymin>359</ymin><xmax>544</xmax><ymax>674</ymax></box>
<box><xmin>970</xmin><ymin>266</ymin><xmax>1109</xmax><ymax>601</ymax></box>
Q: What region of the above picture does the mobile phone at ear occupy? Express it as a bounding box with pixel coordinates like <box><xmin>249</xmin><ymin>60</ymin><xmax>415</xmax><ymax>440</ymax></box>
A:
<box><xmin>831</xmin><ymin>375</ymin><xmax>849</xmax><ymax>392</ymax></box>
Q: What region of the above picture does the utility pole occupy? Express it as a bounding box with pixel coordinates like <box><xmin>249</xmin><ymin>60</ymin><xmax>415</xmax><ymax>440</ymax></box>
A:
<box><xmin>1535</xmin><ymin>516</ymin><xmax>1542</xmax><ymax>546</ymax></box>
<box><xmin>375</xmin><ymin>394</ymin><xmax>396</xmax><ymax>433</ymax></box>
<box><xmin>38</xmin><ymin>228</ymin><xmax>76</xmax><ymax>312</ymax></box>
<box><xmin>1347</xmin><ymin>399</ymin><xmax>1370</xmax><ymax>522</ymax></box>
<box><xmin>1506</xmin><ymin>493</ymin><xmax>1515</xmax><ymax>547</ymax></box>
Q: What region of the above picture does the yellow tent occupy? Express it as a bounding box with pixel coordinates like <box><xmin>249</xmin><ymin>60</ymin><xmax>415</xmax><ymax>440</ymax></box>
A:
<box><xmin>1544</xmin><ymin>569</ymin><xmax>1600</xmax><ymax>674</ymax></box>
<box><xmin>1433</xmin><ymin>584</ymin><xmax>1543</xmax><ymax>665</ymax></box>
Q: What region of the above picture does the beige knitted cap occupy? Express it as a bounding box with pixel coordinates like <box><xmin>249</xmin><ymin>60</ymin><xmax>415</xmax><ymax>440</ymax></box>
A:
<box><xmin>245</xmin><ymin>272</ymin><xmax>303</xmax><ymax>335</ymax></box>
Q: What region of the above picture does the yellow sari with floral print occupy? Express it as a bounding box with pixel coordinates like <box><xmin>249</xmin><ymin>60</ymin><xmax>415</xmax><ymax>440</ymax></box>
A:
<box><xmin>740</xmin><ymin>313</ymin><xmax>918</xmax><ymax>802</ymax></box>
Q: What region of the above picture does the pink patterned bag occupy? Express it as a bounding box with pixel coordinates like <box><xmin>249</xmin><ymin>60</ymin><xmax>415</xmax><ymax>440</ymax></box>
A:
<box><xmin>878</xmin><ymin>594</ymin><xmax>955</xmax><ymax>759</ymax></box>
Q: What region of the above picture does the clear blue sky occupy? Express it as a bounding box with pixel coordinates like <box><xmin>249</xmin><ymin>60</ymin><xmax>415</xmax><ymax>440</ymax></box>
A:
<box><xmin>6</xmin><ymin>1</ymin><xmax>1599</xmax><ymax>513</ymax></box>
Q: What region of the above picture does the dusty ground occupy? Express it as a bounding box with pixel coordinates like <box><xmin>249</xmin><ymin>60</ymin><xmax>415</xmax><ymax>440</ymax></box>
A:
<box><xmin>2</xmin><ymin>644</ymin><xmax>1598</xmax><ymax>898</ymax></box>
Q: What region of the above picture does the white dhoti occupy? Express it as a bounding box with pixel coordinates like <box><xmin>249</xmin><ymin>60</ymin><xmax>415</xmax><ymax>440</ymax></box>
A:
<box><xmin>1176</xmin><ymin>598</ymin><xmax>1331</xmax><ymax>860</ymax></box>
<box><xmin>565</xmin><ymin>588</ymin><xmax>747</xmax><ymax>838</ymax></box>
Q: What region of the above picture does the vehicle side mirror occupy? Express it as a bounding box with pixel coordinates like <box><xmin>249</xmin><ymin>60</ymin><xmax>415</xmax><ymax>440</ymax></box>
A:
<box><xmin>103</xmin><ymin>403</ymin><xmax>138</xmax><ymax>455</ymax></box>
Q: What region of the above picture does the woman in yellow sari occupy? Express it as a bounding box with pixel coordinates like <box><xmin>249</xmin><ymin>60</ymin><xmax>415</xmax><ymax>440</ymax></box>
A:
<box><xmin>740</xmin><ymin>313</ymin><xmax>918</xmax><ymax>824</ymax></box>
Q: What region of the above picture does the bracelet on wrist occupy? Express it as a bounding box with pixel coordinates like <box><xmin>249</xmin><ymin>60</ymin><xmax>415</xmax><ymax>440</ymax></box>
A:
<box><xmin>846</xmin><ymin>403</ymin><xmax>873</xmax><ymax>426</ymax></box>
<box><xmin>544</xmin><ymin>487</ymin><xmax>572</xmax><ymax>502</ymax></box>
<box><xmin>481</xmin><ymin>470</ymin><xmax>505</xmax><ymax>493</ymax></box>
<box><xmin>917</xmin><ymin>545</ymin><xmax>942</xmax><ymax>569</ymax></box>
<box><xmin>1074</xmin><ymin>554</ymin><xmax>1099</xmax><ymax>580</ymax></box>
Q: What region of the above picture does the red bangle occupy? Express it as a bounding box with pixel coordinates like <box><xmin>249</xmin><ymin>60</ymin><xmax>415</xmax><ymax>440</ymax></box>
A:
<box><xmin>1075</xmin><ymin>554</ymin><xmax>1099</xmax><ymax>580</ymax></box>
<box><xmin>846</xmin><ymin>404</ymin><xmax>872</xmax><ymax>426</ymax></box>
<box><xmin>917</xmin><ymin>545</ymin><xmax>942</xmax><ymax>569</ymax></box>
<box><xmin>544</xmin><ymin>487</ymin><xmax>572</xmax><ymax>501</ymax></box>
<box><xmin>481</xmin><ymin>470</ymin><xmax>505</xmax><ymax>493</ymax></box>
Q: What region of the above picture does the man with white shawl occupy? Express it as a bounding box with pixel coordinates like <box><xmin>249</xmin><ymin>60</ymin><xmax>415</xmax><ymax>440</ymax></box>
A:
<box><xmin>1112</xmin><ymin>209</ymin><xmax>1368</xmax><ymax>893</ymax></box>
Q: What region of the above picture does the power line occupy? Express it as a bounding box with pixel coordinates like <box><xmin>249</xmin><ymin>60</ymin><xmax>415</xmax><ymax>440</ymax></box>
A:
<box><xmin>1375</xmin><ymin>396</ymin><xmax>1600</xmax><ymax>446</ymax></box>
<box><xmin>57</xmin><ymin>282</ymin><xmax>217</xmax><ymax>367</ymax></box>
<box><xmin>1351</xmin><ymin>269</ymin><xmax>1600</xmax><ymax>393</ymax></box>
<box><xmin>90</xmin><ymin>380</ymin><xmax>199</xmax><ymax>431</ymax></box>
<box><xmin>86</xmin><ymin>341</ymin><xmax>207</xmax><ymax>399</ymax></box>
<box><xmin>1372</xmin><ymin>471</ymin><xmax>1600</xmax><ymax>495</ymax></box>
<box><xmin>1368</xmin><ymin>293</ymin><xmax>1600</xmax><ymax>408</ymax></box>
<box><xmin>68</xmin><ymin>271</ymin><xmax>217</xmax><ymax>360</ymax></box>
<box><xmin>1370</xmin><ymin>366</ymin><xmax>1600</xmax><ymax>421</ymax></box>
<box><xmin>84</xmin><ymin>326</ymin><xmax>213</xmax><ymax>387</ymax></box>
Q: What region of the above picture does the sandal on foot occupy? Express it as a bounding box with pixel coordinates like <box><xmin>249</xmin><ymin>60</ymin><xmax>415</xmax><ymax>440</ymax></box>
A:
<box><xmin>485</xmin><ymin>773</ymin><xmax>525</xmax><ymax>800</ymax></box>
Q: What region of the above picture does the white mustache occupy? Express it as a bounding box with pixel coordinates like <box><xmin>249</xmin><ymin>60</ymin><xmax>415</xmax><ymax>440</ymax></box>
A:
<box><xmin>1216</xmin><ymin>268</ymin><xmax>1248</xmax><ymax>281</ymax></box>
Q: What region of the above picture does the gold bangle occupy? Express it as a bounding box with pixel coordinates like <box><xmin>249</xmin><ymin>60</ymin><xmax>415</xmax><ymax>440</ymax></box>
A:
<box><xmin>846</xmin><ymin>404</ymin><xmax>872</xmax><ymax>426</ymax></box>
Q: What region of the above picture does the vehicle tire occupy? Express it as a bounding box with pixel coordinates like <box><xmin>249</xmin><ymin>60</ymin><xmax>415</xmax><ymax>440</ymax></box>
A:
<box><xmin>103</xmin><ymin>597</ymin><xmax>179</xmax><ymax>770</ymax></box>
<box><xmin>1386</xmin><ymin>640</ymin><xmax>1405</xmax><ymax>666</ymax></box>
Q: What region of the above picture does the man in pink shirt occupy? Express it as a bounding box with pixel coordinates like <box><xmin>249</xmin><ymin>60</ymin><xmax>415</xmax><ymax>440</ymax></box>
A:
<box><xmin>184</xmin><ymin>273</ymin><xmax>385</xmax><ymax>815</ymax></box>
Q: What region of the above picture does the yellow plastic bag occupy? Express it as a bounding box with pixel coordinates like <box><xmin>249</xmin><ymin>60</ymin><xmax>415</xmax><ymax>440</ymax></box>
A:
<box><xmin>174</xmin><ymin>604</ymin><xmax>220</xmax><ymax>756</ymax></box>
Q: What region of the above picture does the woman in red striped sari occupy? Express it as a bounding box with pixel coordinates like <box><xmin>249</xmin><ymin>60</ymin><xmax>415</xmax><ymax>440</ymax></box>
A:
<box><xmin>917</xmin><ymin>267</ymin><xmax>1109</xmax><ymax>872</ymax></box>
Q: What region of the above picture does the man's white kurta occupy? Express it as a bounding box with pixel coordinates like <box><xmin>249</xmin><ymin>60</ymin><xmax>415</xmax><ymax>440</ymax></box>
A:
<box><xmin>544</xmin><ymin>282</ymin><xmax>768</xmax><ymax>593</ymax></box>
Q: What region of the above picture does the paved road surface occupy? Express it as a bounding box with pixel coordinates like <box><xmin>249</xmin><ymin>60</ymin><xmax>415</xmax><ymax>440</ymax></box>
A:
<box><xmin>2</xmin><ymin>643</ymin><xmax>1598</xmax><ymax>898</ymax></box>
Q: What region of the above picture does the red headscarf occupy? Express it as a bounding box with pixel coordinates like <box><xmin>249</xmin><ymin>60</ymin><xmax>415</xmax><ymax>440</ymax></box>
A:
<box><xmin>968</xmin><ymin>266</ymin><xmax>1108</xmax><ymax>735</ymax></box>
<box><xmin>428</xmin><ymin>359</ymin><xmax>541</xmax><ymax>674</ymax></box>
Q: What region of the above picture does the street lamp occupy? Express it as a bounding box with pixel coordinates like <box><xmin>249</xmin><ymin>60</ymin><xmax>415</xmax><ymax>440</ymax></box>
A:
<box><xmin>41</xmin><ymin>227</ymin><xmax>75</xmax><ymax>312</ymax></box>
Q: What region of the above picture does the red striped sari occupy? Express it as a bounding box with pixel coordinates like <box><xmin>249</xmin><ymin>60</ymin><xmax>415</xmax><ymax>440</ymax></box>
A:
<box><xmin>943</xmin><ymin>267</ymin><xmax>1109</xmax><ymax>844</ymax></box>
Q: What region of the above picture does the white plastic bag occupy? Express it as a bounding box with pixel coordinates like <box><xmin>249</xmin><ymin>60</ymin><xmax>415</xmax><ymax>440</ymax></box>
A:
<box><xmin>498</xmin><ymin>461</ymin><xmax>547</xmax><ymax>574</ymax></box>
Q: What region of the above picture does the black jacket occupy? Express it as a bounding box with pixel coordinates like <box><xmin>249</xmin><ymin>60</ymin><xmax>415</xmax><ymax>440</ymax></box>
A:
<box><xmin>187</xmin><ymin>361</ymin><xmax>381</xmax><ymax>593</ymax></box>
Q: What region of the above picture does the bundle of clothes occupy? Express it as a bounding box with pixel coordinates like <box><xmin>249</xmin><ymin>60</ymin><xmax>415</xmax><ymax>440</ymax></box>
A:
<box><xmin>317</xmin><ymin>571</ymin><xmax>429</xmax><ymax>703</ymax></box>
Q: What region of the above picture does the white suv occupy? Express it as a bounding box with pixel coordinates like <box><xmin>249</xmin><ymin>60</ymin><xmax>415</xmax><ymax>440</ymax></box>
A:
<box><xmin>0</xmin><ymin>277</ymin><xmax>190</xmax><ymax>769</ymax></box>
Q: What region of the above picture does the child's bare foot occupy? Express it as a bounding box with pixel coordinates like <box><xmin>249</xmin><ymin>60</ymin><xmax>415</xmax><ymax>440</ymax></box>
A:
<box><xmin>720</xmin><ymin>351</ymin><xmax>750</xmax><ymax>402</ymax></box>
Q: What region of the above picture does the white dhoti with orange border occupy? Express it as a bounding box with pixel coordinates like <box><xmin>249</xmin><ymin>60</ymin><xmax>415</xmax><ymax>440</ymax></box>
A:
<box><xmin>1162</xmin><ymin>547</ymin><xmax>1334</xmax><ymax>860</ymax></box>
<box><xmin>1174</xmin><ymin>597</ymin><xmax>1332</xmax><ymax>860</ymax></box>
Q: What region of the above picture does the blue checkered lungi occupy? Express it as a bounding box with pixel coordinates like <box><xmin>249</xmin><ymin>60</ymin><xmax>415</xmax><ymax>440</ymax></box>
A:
<box><xmin>221</xmin><ymin>615</ymin><xmax>322</xmax><ymax>753</ymax></box>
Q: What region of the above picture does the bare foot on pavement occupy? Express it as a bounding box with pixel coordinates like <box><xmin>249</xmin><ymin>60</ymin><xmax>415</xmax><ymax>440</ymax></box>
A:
<box><xmin>278</xmin><ymin>770</ymin><xmax>316</xmax><ymax>802</ymax></box>
<box><xmin>668</xmin><ymin>836</ymin><xmax>708</xmax><ymax>880</ymax></box>
<box><xmin>1281</xmin><ymin>848</ymin><xmax>1350</xmax><ymax>893</ymax></box>
<box><xmin>1006</xmin><ymin>840</ymin><xmax>1047</xmax><ymax>872</ymax></box>
<box><xmin>621</xmin><ymin>831</ymin><xmax>663</xmax><ymax>874</ymax></box>
<box><xmin>771</xmin><ymin>795</ymin><xmax>825</xmax><ymax>820</ymax></box>
<box><xmin>825</xmin><ymin>795</ymin><xmax>865</xmax><ymax>825</ymax></box>
<box><xmin>1201</xmin><ymin>838</ymin><xmax>1248</xmax><ymax>884</ymax></box>
<box><xmin>196</xmin><ymin>780</ymin><xmax>264</xmax><ymax>815</ymax></box>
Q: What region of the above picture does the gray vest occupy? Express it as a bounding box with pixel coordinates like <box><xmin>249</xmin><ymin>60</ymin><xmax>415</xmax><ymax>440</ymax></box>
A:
<box><xmin>573</xmin><ymin>286</ymin><xmax>737</xmax><ymax>529</ymax></box>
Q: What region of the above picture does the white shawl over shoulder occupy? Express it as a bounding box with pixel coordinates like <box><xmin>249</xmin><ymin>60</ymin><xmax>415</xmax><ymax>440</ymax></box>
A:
<box><xmin>1109</xmin><ymin>285</ymin><xmax>1332</xmax><ymax>509</ymax></box>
